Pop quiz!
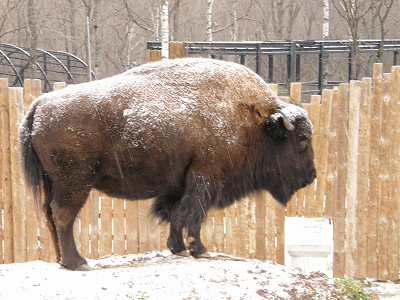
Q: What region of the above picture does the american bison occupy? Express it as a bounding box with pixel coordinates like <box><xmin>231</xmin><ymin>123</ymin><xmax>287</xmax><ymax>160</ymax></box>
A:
<box><xmin>20</xmin><ymin>58</ymin><xmax>316</xmax><ymax>270</ymax></box>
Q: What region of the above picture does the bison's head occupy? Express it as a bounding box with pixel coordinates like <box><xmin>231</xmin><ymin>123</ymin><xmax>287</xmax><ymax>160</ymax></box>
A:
<box><xmin>264</xmin><ymin>103</ymin><xmax>316</xmax><ymax>205</ymax></box>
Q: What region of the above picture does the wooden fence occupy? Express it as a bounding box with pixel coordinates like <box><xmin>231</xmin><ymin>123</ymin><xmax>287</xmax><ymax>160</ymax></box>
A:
<box><xmin>1</xmin><ymin>48</ymin><xmax>400</xmax><ymax>281</ymax></box>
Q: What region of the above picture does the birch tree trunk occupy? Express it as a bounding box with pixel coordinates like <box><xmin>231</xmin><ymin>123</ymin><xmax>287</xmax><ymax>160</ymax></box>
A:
<box><xmin>207</xmin><ymin>0</ymin><xmax>214</xmax><ymax>41</ymax></box>
<box><xmin>322</xmin><ymin>0</ymin><xmax>330</xmax><ymax>39</ymax></box>
<box><xmin>321</xmin><ymin>0</ymin><xmax>330</xmax><ymax>88</ymax></box>
<box><xmin>160</xmin><ymin>0</ymin><xmax>169</xmax><ymax>60</ymax></box>
<box><xmin>232</xmin><ymin>0</ymin><xmax>238</xmax><ymax>41</ymax></box>
<box><xmin>27</xmin><ymin>0</ymin><xmax>38</xmax><ymax>78</ymax></box>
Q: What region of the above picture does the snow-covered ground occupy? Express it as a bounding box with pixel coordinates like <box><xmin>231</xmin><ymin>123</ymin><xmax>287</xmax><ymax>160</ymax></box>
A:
<box><xmin>0</xmin><ymin>251</ymin><xmax>343</xmax><ymax>300</ymax></box>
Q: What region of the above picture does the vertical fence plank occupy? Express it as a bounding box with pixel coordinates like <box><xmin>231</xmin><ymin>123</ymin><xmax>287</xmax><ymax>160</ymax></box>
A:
<box><xmin>159</xmin><ymin>222</ymin><xmax>168</xmax><ymax>251</ymax></box>
<box><xmin>53</xmin><ymin>82</ymin><xmax>66</xmax><ymax>90</ymax></box>
<box><xmin>267</xmin><ymin>83</ymin><xmax>279</xmax><ymax>95</ymax></box>
<box><xmin>35</xmin><ymin>80</ymin><xmax>58</xmax><ymax>262</ymax></box>
<box><xmin>255</xmin><ymin>192</ymin><xmax>266</xmax><ymax>260</ymax></box>
<box><xmin>78</xmin><ymin>199</ymin><xmax>90</xmax><ymax>258</ymax></box>
<box><xmin>287</xmin><ymin>82</ymin><xmax>302</xmax><ymax>215</ymax></box>
<box><xmin>99</xmin><ymin>195</ymin><xmax>113</xmax><ymax>257</ymax></box>
<box><xmin>355</xmin><ymin>78</ymin><xmax>371</xmax><ymax>278</ymax></box>
<box><xmin>324</xmin><ymin>90</ymin><xmax>338</xmax><ymax>217</ymax></box>
<box><xmin>377</xmin><ymin>73</ymin><xmax>393</xmax><ymax>281</ymax></box>
<box><xmin>214</xmin><ymin>207</ymin><xmax>225</xmax><ymax>253</ymax></box>
<box><xmin>238</xmin><ymin>198</ymin><xmax>250</xmax><ymax>256</ymax></box>
<box><xmin>264</xmin><ymin>193</ymin><xmax>277</xmax><ymax>261</ymax></box>
<box><xmin>385</xmin><ymin>71</ymin><xmax>399</xmax><ymax>280</ymax></box>
<box><xmin>367</xmin><ymin>64</ymin><xmax>383</xmax><ymax>279</ymax></box>
<box><xmin>88</xmin><ymin>190</ymin><xmax>100</xmax><ymax>258</ymax></box>
<box><xmin>315</xmin><ymin>90</ymin><xmax>333</xmax><ymax>217</ymax></box>
<box><xmin>333</xmin><ymin>83</ymin><xmax>349</xmax><ymax>278</ymax></box>
<box><xmin>389</xmin><ymin>66</ymin><xmax>400</xmax><ymax>280</ymax></box>
<box><xmin>23</xmin><ymin>79</ymin><xmax>40</xmax><ymax>262</ymax></box>
<box><xmin>344</xmin><ymin>80</ymin><xmax>362</xmax><ymax>277</ymax></box>
<box><xmin>147</xmin><ymin>200</ymin><xmax>161</xmax><ymax>251</ymax></box>
<box><xmin>148</xmin><ymin>50</ymin><xmax>162</xmax><ymax>62</ymax></box>
<box><xmin>275</xmin><ymin>201</ymin><xmax>285</xmax><ymax>264</ymax></box>
<box><xmin>112</xmin><ymin>199</ymin><xmax>126</xmax><ymax>255</ymax></box>
<box><xmin>224</xmin><ymin>204</ymin><xmax>235</xmax><ymax>255</ymax></box>
<box><xmin>203</xmin><ymin>209</ymin><xmax>216</xmax><ymax>252</ymax></box>
<box><xmin>232</xmin><ymin>202</ymin><xmax>241</xmax><ymax>256</ymax></box>
<box><xmin>0</xmin><ymin>79</ymin><xmax>13</xmax><ymax>263</ymax></box>
<box><xmin>304</xmin><ymin>95</ymin><xmax>321</xmax><ymax>216</ymax></box>
<box><xmin>126</xmin><ymin>200</ymin><xmax>139</xmax><ymax>254</ymax></box>
<box><xmin>137</xmin><ymin>200</ymin><xmax>150</xmax><ymax>252</ymax></box>
<box><xmin>9</xmin><ymin>87</ymin><xmax>26</xmax><ymax>262</ymax></box>
<box><xmin>169</xmin><ymin>42</ymin><xmax>187</xmax><ymax>59</ymax></box>
<box><xmin>248</xmin><ymin>197</ymin><xmax>257</xmax><ymax>258</ymax></box>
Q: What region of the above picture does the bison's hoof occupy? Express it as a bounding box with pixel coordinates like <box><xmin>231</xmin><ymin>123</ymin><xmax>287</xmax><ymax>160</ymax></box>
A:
<box><xmin>174</xmin><ymin>250</ymin><xmax>191</xmax><ymax>257</ymax></box>
<box><xmin>60</xmin><ymin>257</ymin><xmax>88</xmax><ymax>271</ymax></box>
<box><xmin>75</xmin><ymin>263</ymin><xmax>93</xmax><ymax>271</ymax></box>
<box><xmin>191</xmin><ymin>251</ymin><xmax>211</xmax><ymax>259</ymax></box>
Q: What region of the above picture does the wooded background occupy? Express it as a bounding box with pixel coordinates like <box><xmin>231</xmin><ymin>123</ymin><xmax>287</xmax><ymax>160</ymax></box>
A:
<box><xmin>0</xmin><ymin>0</ymin><xmax>399</xmax><ymax>78</ymax></box>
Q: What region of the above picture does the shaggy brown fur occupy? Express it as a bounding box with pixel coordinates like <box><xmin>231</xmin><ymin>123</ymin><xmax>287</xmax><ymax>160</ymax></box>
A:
<box><xmin>20</xmin><ymin>58</ymin><xmax>316</xmax><ymax>270</ymax></box>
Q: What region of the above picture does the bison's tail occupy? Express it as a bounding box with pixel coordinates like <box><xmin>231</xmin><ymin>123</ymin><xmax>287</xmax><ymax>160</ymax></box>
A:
<box><xmin>19</xmin><ymin>101</ymin><xmax>51</xmax><ymax>209</ymax></box>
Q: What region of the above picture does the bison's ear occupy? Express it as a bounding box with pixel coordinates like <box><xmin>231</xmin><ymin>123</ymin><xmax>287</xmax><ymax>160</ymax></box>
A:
<box><xmin>265</xmin><ymin>110</ymin><xmax>295</xmax><ymax>141</ymax></box>
<box><xmin>239</xmin><ymin>102</ymin><xmax>271</xmax><ymax>123</ymax></box>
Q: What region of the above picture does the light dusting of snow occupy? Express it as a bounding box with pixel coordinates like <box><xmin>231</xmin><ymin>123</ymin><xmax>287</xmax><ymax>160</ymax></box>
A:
<box><xmin>30</xmin><ymin>57</ymin><xmax>281</xmax><ymax>149</ymax></box>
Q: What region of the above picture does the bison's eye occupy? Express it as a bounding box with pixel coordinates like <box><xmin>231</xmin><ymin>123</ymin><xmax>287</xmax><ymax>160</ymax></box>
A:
<box><xmin>298</xmin><ymin>136</ymin><xmax>309</xmax><ymax>152</ymax></box>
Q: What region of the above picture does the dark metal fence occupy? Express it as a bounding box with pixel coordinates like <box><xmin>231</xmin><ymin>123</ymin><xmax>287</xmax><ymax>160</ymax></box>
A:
<box><xmin>0</xmin><ymin>43</ymin><xmax>94</xmax><ymax>91</ymax></box>
<box><xmin>147</xmin><ymin>40</ymin><xmax>400</xmax><ymax>96</ymax></box>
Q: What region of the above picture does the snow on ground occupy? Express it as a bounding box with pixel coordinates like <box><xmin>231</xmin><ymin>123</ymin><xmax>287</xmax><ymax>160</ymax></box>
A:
<box><xmin>0</xmin><ymin>251</ymin><xmax>342</xmax><ymax>300</ymax></box>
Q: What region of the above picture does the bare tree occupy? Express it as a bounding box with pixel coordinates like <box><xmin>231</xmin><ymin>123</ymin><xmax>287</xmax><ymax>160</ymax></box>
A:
<box><xmin>160</xmin><ymin>0</ymin><xmax>169</xmax><ymax>59</ymax></box>
<box><xmin>322</xmin><ymin>0</ymin><xmax>330</xmax><ymax>39</ymax></box>
<box><xmin>27</xmin><ymin>0</ymin><xmax>39</xmax><ymax>78</ymax></box>
<box><xmin>0</xmin><ymin>0</ymin><xmax>24</xmax><ymax>39</ymax></box>
<box><xmin>207</xmin><ymin>0</ymin><xmax>214</xmax><ymax>41</ymax></box>
<box><xmin>123</xmin><ymin>0</ymin><xmax>156</xmax><ymax>33</ymax></box>
<box><xmin>371</xmin><ymin>0</ymin><xmax>395</xmax><ymax>61</ymax></box>
<box><xmin>332</xmin><ymin>0</ymin><xmax>373</xmax><ymax>79</ymax></box>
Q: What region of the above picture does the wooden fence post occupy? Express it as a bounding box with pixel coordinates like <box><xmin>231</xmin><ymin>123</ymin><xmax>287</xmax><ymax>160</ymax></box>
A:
<box><xmin>333</xmin><ymin>83</ymin><xmax>349</xmax><ymax>278</ymax></box>
<box><xmin>344</xmin><ymin>80</ymin><xmax>362</xmax><ymax>277</ymax></box>
<box><xmin>390</xmin><ymin>66</ymin><xmax>400</xmax><ymax>281</ymax></box>
<box><xmin>287</xmin><ymin>82</ymin><xmax>302</xmax><ymax>216</ymax></box>
<box><xmin>0</xmin><ymin>79</ymin><xmax>13</xmax><ymax>263</ymax></box>
<box><xmin>9</xmin><ymin>87</ymin><xmax>26</xmax><ymax>262</ymax></box>
<box><xmin>367</xmin><ymin>63</ymin><xmax>383</xmax><ymax>279</ymax></box>
<box><xmin>355</xmin><ymin>77</ymin><xmax>372</xmax><ymax>278</ymax></box>
<box><xmin>23</xmin><ymin>79</ymin><xmax>39</xmax><ymax>262</ymax></box>
<box><xmin>169</xmin><ymin>42</ymin><xmax>187</xmax><ymax>59</ymax></box>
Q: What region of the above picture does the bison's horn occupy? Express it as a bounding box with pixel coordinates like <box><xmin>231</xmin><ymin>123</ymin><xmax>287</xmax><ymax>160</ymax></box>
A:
<box><xmin>278</xmin><ymin>110</ymin><xmax>295</xmax><ymax>131</ymax></box>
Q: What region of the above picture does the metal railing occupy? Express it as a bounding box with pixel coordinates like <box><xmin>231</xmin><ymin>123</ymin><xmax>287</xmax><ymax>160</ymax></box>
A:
<box><xmin>0</xmin><ymin>43</ymin><xmax>94</xmax><ymax>91</ymax></box>
<box><xmin>147</xmin><ymin>40</ymin><xmax>400</xmax><ymax>96</ymax></box>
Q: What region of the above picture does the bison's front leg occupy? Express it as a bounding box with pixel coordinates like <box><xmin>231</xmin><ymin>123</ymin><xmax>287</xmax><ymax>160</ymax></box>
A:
<box><xmin>167</xmin><ymin>221</ymin><xmax>188</xmax><ymax>256</ymax></box>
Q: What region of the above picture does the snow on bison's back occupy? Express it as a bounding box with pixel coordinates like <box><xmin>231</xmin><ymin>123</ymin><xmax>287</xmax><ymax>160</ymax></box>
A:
<box><xmin>20</xmin><ymin>57</ymin><xmax>316</xmax><ymax>270</ymax></box>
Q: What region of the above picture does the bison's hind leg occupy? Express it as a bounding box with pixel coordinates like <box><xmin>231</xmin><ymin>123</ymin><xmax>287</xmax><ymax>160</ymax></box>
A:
<box><xmin>50</xmin><ymin>184</ymin><xmax>90</xmax><ymax>270</ymax></box>
<box><xmin>41</xmin><ymin>177</ymin><xmax>61</xmax><ymax>262</ymax></box>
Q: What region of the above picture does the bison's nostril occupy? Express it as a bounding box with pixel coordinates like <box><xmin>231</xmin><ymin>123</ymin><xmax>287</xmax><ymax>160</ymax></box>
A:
<box><xmin>309</xmin><ymin>167</ymin><xmax>317</xmax><ymax>180</ymax></box>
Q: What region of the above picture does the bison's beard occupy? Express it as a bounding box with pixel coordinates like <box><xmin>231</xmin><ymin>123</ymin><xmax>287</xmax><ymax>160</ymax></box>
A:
<box><xmin>269</xmin><ymin>185</ymin><xmax>295</xmax><ymax>205</ymax></box>
<box><xmin>269</xmin><ymin>169</ymin><xmax>316</xmax><ymax>205</ymax></box>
